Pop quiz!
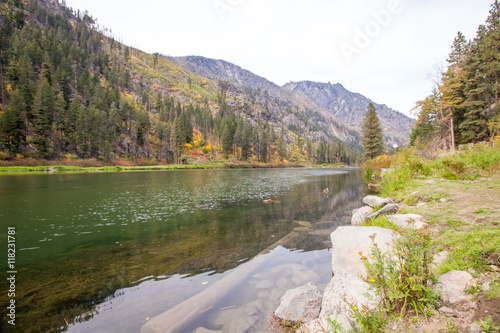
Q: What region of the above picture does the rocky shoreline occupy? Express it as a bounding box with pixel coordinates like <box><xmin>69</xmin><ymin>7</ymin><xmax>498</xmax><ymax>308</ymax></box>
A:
<box><xmin>141</xmin><ymin>182</ymin><xmax>499</xmax><ymax>333</ymax></box>
<box><xmin>273</xmin><ymin>195</ymin><xmax>497</xmax><ymax>333</ymax></box>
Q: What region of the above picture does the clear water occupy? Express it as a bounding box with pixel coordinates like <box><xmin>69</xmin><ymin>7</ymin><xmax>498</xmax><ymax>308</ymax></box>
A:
<box><xmin>0</xmin><ymin>168</ymin><xmax>363</xmax><ymax>332</ymax></box>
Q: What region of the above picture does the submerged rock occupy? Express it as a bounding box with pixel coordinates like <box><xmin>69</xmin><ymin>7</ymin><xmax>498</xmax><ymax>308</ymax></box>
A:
<box><xmin>274</xmin><ymin>282</ymin><xmax>322</xmax><ymax>323</ymax></box>
<box><xmin>192</xmin><ymin>328</ymin><xmax>222</xmax><ymax>333</ymax></box>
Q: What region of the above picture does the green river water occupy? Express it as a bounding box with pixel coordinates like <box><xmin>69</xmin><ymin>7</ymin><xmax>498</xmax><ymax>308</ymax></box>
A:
<box><xmin>0</xmin><ymin>168</ymin><xmax>363</xmax><ymax>333</ymax></box>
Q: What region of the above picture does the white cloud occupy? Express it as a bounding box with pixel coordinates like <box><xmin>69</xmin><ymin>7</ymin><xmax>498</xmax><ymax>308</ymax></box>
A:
<box><xmin>64</xmin><ymin>0</ymin><xmax>494</xmax><ymax>116</ymax></box>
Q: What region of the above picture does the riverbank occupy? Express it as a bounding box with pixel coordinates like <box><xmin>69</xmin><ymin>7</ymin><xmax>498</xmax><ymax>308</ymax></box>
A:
<box><xmin>0</xmin><ymin>159</ymin><xmax>348</xmax><ymax>174</ymax></box>
<box><xmin>365</xmin><ymin>176</ymin><xmax>500</xmax><ymax>332</ymax></box>
<box><xmin>343</xmin><ymin>144</ymin><xmax>500</xmax><ymax>331</ymax></box>
<box><xmin>270</xmin><ymin>143</ymin><xmax>500</xmax><ymax>332</ymax></box>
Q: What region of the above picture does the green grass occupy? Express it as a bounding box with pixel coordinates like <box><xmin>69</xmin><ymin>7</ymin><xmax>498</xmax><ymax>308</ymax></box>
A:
<box><xmin>0</xmin><ymin>163</ymin><xmax>242</xmax><ymax>175</ymax></box>
<box><xmin>445</xmin><ymin>217</ymin><xmax>468</xmax><ymax>228</ymax></box>
<box><xmin>362</xmin><ymin>215</ymin><xmax>400</xmax><ymax>231</ymax></box>
<box><xmin>436</xmin><ymin>226</ymin><xmax>500</xmax><ymax>274</ymax></box>
<box><xmin>380</xmin><ymin>144</ymin><xmax>500</xmax><ymax>198</ymax></box>
<box><xmin>487</xmin><ymin>275</ymin><xmax>500</xmax><ymax>299</ymax></box>
<box><xmin>473</xmin><ymin>208</ymin><xmax>494</xmax><ymax>215</ymax></box>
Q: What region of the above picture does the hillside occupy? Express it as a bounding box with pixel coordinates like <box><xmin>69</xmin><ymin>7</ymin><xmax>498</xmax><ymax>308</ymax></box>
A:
<box><xmin>170</xmin><ymin>55</ymin><xmax>362</xmax><ymax>146</ymax></box>
<box><xmin>0</xmin><ymin>0</ymin><xmax>365</xmax><ymax>166</ymax></box>
<box><xmin>171</xmin><ymin>56</ymin><xmax>414</xmax><ymax>147</ymax></box>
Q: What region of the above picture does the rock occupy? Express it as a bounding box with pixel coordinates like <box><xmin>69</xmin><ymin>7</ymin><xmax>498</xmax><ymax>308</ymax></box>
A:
<box><xmin>320</xmin><ymin>270</ymin><xmax>376</xmax><ymax>325</ymax></box>
<box><xmin>299</xmin><ymin>314</ymin><xmax>352</xmax><ymax>333</ymax></box>
<box><xmin>294</xmin><ymin>220</ymin><xmax>312</xmax><ymax>228</ymax></box>
<box><xmin>331</xmin><ymin>226</ymin><xmax>396</xmax><ymax>277</ymax></box>
<box><xmin>340</xmin><ymin>216</ymin><xmax>351</xmax><ymax>224</ymax></box>
<box><xmin>351</xmin><ymin>206</ymin><xmax>374</xmax><ymax>226</ymax></box>
<box><xmin>274</xmin><ymin>282</ymin><xmax>322</xmax><ymax>323</ymax></box>
<box><xmin>226</xmin><ymin>315</ymin><xmax>258</xmax><ymax>332</ymax></box>
<box><xmin>192</xmin><ymin>328</ymin><xmax>222</xmax><ymax>333</ymax></box>
<box><xmin>435</xmin><ymin>270</ymin><xmax>475</xmax><ymax>304</ymax></box>
<box><xmin>381</xmin><ymin>168</ymin><xmax>394</xmax><ymax>178</ymax></box>
<box><xmin>367</xmin><ymin>183</ymin><xmax>380</xmax><ymax>189</ymax></box>
<box><xmin>362</xmin><ymin>195</ymin><xmax>393</xmax><ymax>208</ymax></box>
<box><xmin>366</xmin><ymin>204</ymin><xmax>399</xmax><ymax>221</ymax></box>
<box><xmin>438</xmin><ymin>306</ymin><xmax>457</xmax><ymax>317</ymax></box>
<box><xmin>490</xmin><ymin>265</ymin><xmax>499</xmax><ymax>272</ymax></box>
<box><xmin>255</xmin><ymin>280</ymin><xmax>273</xmax><ymax>289</ymax></box>
<box><xmin>416</xmin><ymin>202</ymin><xmax>427</xmax><ymax>208</ymax></box>
<box><xmin>439</xmin><ymin>198</ymin><xmax>448</xmax><ymax>203</ymax></box>
<box><xmin>469</xmin><ymin>322</ymin><xmax>482</xmax><ymax>333</ymax></box>
<box><xmin>387</xmin><ymin>214</ymin><xmax>428</xmax><ymax>229</ymax></box>
<box><xmin>433</xmin><ymin>251</ymin><xmax>449</xmax><ymax>267</ymax></box>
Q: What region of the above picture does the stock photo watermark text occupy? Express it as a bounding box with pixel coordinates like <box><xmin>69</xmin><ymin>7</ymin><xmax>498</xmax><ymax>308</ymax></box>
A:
<box><xmin>7</xmin><ymin>227</ymin><xmax>17</xmax><ymax>326</ymax></box>
<box><xmin>340</xmin><ymin>0</ymin><xmax>410</xmax><ymax>63</ymax></box>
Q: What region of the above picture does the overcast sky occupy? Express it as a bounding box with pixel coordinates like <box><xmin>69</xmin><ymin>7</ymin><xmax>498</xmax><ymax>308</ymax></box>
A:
<box><xmin>63</xmin><ymin>0</ymin><xmax>493</xmax><ymax>117</ymax></box>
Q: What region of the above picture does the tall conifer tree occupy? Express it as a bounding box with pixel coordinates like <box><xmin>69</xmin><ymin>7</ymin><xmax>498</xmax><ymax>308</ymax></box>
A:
<box><xmin>361</xmin><ymin>103</ymin><xmax>384</xmax><ymax>159</ymax></box>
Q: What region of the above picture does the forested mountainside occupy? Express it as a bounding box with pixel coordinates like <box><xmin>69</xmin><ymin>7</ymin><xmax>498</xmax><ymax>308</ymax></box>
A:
<box><xmin>0</xmin><ymin>0</ymin><xmax>363</xmax><ymax>165</ymax></box>
<box><xmin>170</xmin><ymin>56</ymin><xmax>414</xmax><ymax>147</ymax></box>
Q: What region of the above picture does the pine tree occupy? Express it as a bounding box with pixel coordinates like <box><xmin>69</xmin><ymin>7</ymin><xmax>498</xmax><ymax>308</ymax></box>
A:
<box><xmin>241</xmin><ymin>121</ymin><xmax>252</xmax><ymax>161</ymax></box>
<box><xmin>32</xmin><ymin>77</ymin><xmax>55</xmax><ymax>158</ymax></box>
<box><xmin>277</xmin><ymin>123</ymin><xmax>286</xmax><ymax>161</ymax></box>
<box><xmin>260</xmin><ymin>123</ymin><xmax>269</xmax><ymax>163</ymax></box>
<box><xmin>361</xmin><ymin>103</ymin><xmax>384</xmax><ymax>159</ymax></box>
<box><xmin>439</xmin><ymin>32</ymin><xmax>468</xmax><ymax>147</ymax></box>
<box><xmin>221</xmin><ymin>120</ymin><xmax>233</xmax><ymax>158</ymax></box>
<box><xmin>0</xmin><ymin>89</ymin><xmax>26</xmax><ymax>156</ymax></box>
<box><xmin>460</xmin><ymin>33</ymin><xmax>490</xmax><ymax>142</ymax></box>
<box><xmin>66</xmin><ymin>95</ymin><xmax>83</xmax><ymax>152</ymax></box>
<box><xmin>170</xmin><ymin>115</ymin><xmax>184</xmax><ymax>164</ymax></box>
<box><xmin>410</xmin><ymin>92</ymin><xmax>440</xmax><ymax>146</ymax></box>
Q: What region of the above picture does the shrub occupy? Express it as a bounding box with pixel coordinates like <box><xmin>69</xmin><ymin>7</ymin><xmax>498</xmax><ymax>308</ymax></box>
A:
<box><xmin>0</xmin><ymin>151</ymin><xmax>10</xmax><ymax>160</ymax></box>
<box><xmin>363</xmin><ymin>228</ymin><xmax>438</xmax><ymax>319</ymax></box>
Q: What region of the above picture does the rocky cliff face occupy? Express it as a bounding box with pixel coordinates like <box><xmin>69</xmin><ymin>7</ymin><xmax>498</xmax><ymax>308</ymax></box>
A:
<box><xmin>170</xmin><ymin>56</ymin><xmax>414</xmax><ymax>147</ymax></box>
<box><xmin>171</xmin><ymin>56</ymin><xmax>281</xmax><ymax>95</ymax></box>
<box><xmin>283</xmin><ymin>81</ymin><xmax>414</xmax><ymax>147</ymax></box>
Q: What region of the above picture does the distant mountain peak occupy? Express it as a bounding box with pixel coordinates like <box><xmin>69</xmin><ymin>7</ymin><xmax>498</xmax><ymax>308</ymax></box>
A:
<box><xmin>171</xmin><ymin>55</ymin><xmax>414</xmax><ymax>146</ymax></box>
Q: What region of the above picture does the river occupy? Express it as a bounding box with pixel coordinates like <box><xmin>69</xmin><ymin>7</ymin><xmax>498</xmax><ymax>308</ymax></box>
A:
<box><xmin>0</xmin><ymin>168</ymin><xmax>363</xmax><ymax>332</ymax></box>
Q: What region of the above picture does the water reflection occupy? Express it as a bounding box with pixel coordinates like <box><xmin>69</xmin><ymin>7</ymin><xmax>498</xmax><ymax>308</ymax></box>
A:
<box><xmin>0</xmin><ymin>168</ymin><xmax>363</xmax><ymax>333</ymax></box>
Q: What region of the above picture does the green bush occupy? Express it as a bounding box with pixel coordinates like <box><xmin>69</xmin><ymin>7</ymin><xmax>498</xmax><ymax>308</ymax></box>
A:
<box><xmin>363</xmin><ymin>228</ymin><xmax>439</xmax><ymax>319</ymax></box>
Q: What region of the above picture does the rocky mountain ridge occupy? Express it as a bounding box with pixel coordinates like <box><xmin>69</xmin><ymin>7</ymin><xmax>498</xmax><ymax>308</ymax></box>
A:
<box><xmin>170</xmin><ymin>56</ymin><xmax>414</xmax><ymax>147</ymax></box>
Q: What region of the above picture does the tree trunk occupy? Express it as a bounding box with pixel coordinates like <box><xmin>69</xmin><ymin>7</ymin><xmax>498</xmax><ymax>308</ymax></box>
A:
<box><xmin>496</xmin><ymin>72</ymin><xmax>498</xmax><ymax>110</ymax></box>
<box><xmin>450</xmin><ymin>116</ymin><xmax>455</xmax><ymax>152</ymax></box>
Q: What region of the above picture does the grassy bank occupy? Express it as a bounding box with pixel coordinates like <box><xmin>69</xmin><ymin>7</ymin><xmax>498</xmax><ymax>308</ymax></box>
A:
<box><xmin>0</xmin><ymin>164</ymin><xmax>226</xmax><ymax>174</ymax></box>
<box><xmin>0</xmin><ymin>160</ymin><xmax>333</xmax><ymax>175</ymax></box>
<box><xmin>356</xmin><ymin>142</ymin><xmax>500</xmax><ymax>332</ymax></box>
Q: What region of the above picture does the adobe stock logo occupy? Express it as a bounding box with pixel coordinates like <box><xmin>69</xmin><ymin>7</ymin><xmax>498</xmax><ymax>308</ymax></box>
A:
<box><xmin>340</xmin><ymin>0</ymin><xmax>409</xmax><ymax>64</ymax></box>
<box><xmin>213</xmin><ymin>0</ymin><xmax>244</xmax><ymax>21</ymax></box>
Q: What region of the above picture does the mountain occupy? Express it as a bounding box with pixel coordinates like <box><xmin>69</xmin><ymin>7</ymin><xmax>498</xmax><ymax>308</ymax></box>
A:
<box><xmin>283</xmin><ymin>81</ymin><xmax>414</xmax><ymax>147</ymax></box>
<box><xmin>170</xmin><ymin>56</ymin><xmax>414</xmax><ymax>147</ymax></box>
<box><xmin>0</xmin><ymin>0</ymin><xmax>410</xmax><ymax>172</ymax></box>
<box><xmin>170</xmin><ymin>55</ymin><xmax>361</xmax><ymax>143</ymax></box>
<box><xmin>170</xmin><ymin>56</ymin><xmax>282</xmax><ymax>96</ymax></box>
